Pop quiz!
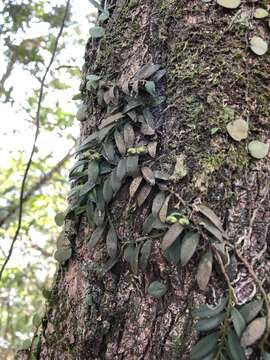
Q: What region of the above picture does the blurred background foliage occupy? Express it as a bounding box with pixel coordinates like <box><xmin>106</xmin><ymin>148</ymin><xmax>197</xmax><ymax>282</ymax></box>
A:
<box><xmin>0</xmin><ymin>0</ymin><xmax>96</xmax><ymax>358</ymax></box>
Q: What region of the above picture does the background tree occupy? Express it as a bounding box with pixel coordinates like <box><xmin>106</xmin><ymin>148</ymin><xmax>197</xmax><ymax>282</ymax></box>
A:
<box><xmin>0</xmin><ymin>0</ymin><xmax>97</xmax><ymax>357</ymax></box>
<box><xmin>17</xmin><ymin>0</ymin><xmax>270</xmax><ymax>359</ymax></box>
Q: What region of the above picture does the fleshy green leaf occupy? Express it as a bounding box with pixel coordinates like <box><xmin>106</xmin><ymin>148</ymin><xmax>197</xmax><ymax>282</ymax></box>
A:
<box><xmin>106</xmin><ymin>222</ymin><xmax>118</xmax><ymax>258</ymax></box>
<box><xmin>195</xmin><ymin>312</ymin><xmax>225</xmax><ymax>332</ymax></box>
<box><xmin>162</xmin><ymin>223</ymin><xmax>184</xmax><ymax>251</ymax></box>
<box><xmin>140</xmin><ymin>240</ymin><xmax>152</xmax><ymax>271</ymax></box>
<box><xmin>141</xmin><ymin>166</ymin><xmax>155</xmax><ymax>186</ymax></box>
<box><xmin>193</xmin><ymin>297</ymin><xmax>228</xmax><ymax>319</ymax></box>
<box><xmin>126</xmin><ymin>155</ymin><xmax>139</xmax><ymax>176</ymax></box>
<box><xmin>239</xmin><ymin>299</ymin><xmax>264</xmax><ymax>323</ymax></box>
<box><xmin>123</xmin><ymin>122</ymin><xmax>135</xmax><ymax>147</ymax></box>
<box><xmin>241</xmin><ymin>317</ymin><xmax>266</xmax><ymax>347</ymax></box>
<box><xmin>88</xmin><ymin>160</ymin><xmax>99</xmax><ymax>184</ymax></box>
<box><xmin>145</xmin><ymin>81</ymin><xmax>156</xmax><ymax>96</ymax></box>
<box><xmin>129</xmin><ymin>176</ymin><xmax>143</xmax><ymax>198</ymax></box>
<box><xmin>54</xmin><ymin>247</ymin><xmax>72</xmax><ymax>263</ymax></box>
<box><xmin>32</xmin><ymin>313</ymin><xmax>42</xmax><ymax>328</ymax></box>
<box><xmin>148</xmin><ymin>280</ymin><xmax>167</xmax><ymax>298</ymax></box>
<box><xmin>180</xmin><ymin>231</ymin><xmax>200</xmax><ymax>266</ymax></box>
<box><xmin>137</xmin><ymin>184</ymin><xmax>152</xmax><ymax>207</ymax></box>
<box><xmin>190</xmin><ymin>332</ymin><xmax>219</xmax><ymax>360</ymax></box>
<box><xmin>99</xmin><ymin>9</ymin><xmax>109</xmax><ymax>21</ymax></box>
<box><xmin>55</xmin><ymin>212</ymin><xmax>65</xmax><ymax>226</ymax></box>
<box><xmin>163</xmin><ymin>237</ymin><xmax>181</xmax><ymax>264</ymax></box>
<box><xmin>116</xmin><ymin>158</ymin><xmax>127</xmax><ymax>181</ymax></box>
<box><xmin>152</xmin><ymin>192</ymin><xmax>166</xmax><ymax>217</ymax></box>
<box><xmin>196</xmin><ymin>250</ymin><xmax>213</xmax><ymax>290</ymax></box>
<box><xmin>103</xmin><ymin>178</ymin><xmax>113</xmax><ymax>204</ymax></box>
<box><xmin>196</xmin><ymin>204</ymin><xmax>224</xmax><ymax>233</ymax></box>
<box><xmin>89</xmin><ymin>26</ymin><xmax>105</xmax><ymax>39</ymax></box>
<box><xmin>124</xmin><ymin>245</ymin><xmax>140</xmax><ymax>275</ymax></box>
<box><xmin>227</xmin><ymin>328</ymin><xmax>246</xmax><ymax>360</ymax></box>
<box><xmin>134</xmin><ymin>64</ymin><xmax>161</xmax><ymax>81</ymax></box>
<box><xmin>88</xmin><ymin>226</ymin><xmax>105</xmax><ymax>249</ymax></box>
<box><xmin>231</xmin><ymin>308</ymin><xmax>246</xmax><ymax>337</ymax></box>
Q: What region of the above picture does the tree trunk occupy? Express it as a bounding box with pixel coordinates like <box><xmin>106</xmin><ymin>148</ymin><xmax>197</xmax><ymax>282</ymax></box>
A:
<box><xmin>37</xmin><ymin>0</ymin><xmax>269</xmax><ymax>359</ymax></box>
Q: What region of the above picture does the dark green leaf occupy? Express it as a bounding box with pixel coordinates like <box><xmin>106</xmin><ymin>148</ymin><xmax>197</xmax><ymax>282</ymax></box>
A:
<box><xmin>152</xmin><ymin>192</ymin><xmax>166</xmax><ymax>217</ymax></box>
<box><xmin>89</xmin><ymin>26</ymin><xmax>105</xmax><ymax>38</ymax></box>
<box><xmin>21</xmin><ymin>339</ymin><xmax>32</xmax><ymax>350</ymax></box>
<box><xmin>134</xmin><ymin>64</ymin><xmax>161</xmax><ymax>80</ymax></box>
<box><xmin>239</xmin><ymin>299</ymin><xmax>263</xmax><ymax>324</ymax></box>
<box><xmin>123</xmin><ymin>98</ymin><xmax>143</xmax><ymax>113</ymax></box>
<box><xmin>94</xmin><ymin>207</ymin><xmax>105</xmax><ymax>226</ymax></box>
<box><xmin>100</xmin><ymin>112</ymin><xmax>124</xmax><ymax>128</ymax></box>
<box><xmin>77</xmin><ymin>132</ymin><xmax>99</xmax><ymax>152</ymax></box>
<box><xmin>148</xmin><ymin>280</ymin><xmax>167</xmax><ymax>298</ymax></box>
<box><xmin>190</xmin><ymin>333</ymin><xmax>219</xmax><ymax>360</ymax></box>
<box><xmin>106</xmin><ymin>222</ymin><xmax>118</xmax><ymax>258</ymax></box>
<box><xmin>103</xmin><ymin>178</ymin><xmax>113</xmax><ymax>203</ymax></box>
<box><xmin>140</xmin><ymin>123</ymin><xmax>155</xmax><ymax>136</ymax></box>
<box><xmin>54</xmin><ymin>247</ymin><xmax>72</xmax><ymax>264</ymax></box>
<box><xmin>141</xmin><ymin>166</ymin><xmax>155</xmax><ymax>186</ymax></box>
<box><xmin>129</xmin><ymin>176</ymin><xmax>143</xmax><ymax>198</ymax></box>
<box><xmin>145</xmin><ymin>81</ymin><xmax>156</xmax><ymax>96</ymax></box>
<box><xmin>116</xmin><ymin>158</ymin><xmax>127</xmax><ymax>181</ymax></box>
<box><xmin>163</xmin><ymin>237</ymin><xmax>181</xmax><ymax>264</ymax></box>
<box><xmin>110</xmin><ymin>170</ymin><xmax>122</xmax><ymax>193</ymax></box>
<box><xmin>195</xmin><ymin>312</ymin><xmax>225</xmax><ymax>332</ymax></box>
<box><xmin>124</xmin><ymin>122</ymin><xmax>135</xmax><ymax>147</ymax></box>
<box><xmin>102</xmin><ymin>141</ymin><xmax>115</xmax><ymax>162</ymax></box>
<box><xmin>198</xmin><ymin>217</ymin><xmax>224</xmax><ymax>242</ymax></box>
<box><xmin>126</xmin><ymin>155</ymin><xmax>139</xmax><ymax>176</ymax></box>
<box><xmin>140</xmin><ymin>240</ymin><xmax>152</xmax><ymax>271</ymax></box>
<box><xmin>162</xmin><ymin>223</ymin><xmax>184</xmax><ymax>251</ymax></box>
<box><xmin>99</xmin><ymin>9</ymin><xmax>109</xmax><ymax>21</ymax></box>
<box><xmin>153</xmin><ymin>170</ymin><xmax>170</xmax><ymax>181</ymax></box>
<box><xmin>151</xmin><ymin>95</ymin><xmax>166</xmax><ymax>106</ymax></box>
<box><xmin>124</xmin><ymin>245</ymin><xmax>140</xmax><ymax>275</ymax></box>
<box><xmin>159</xmin><ymin>194</ymin><xmax>171</xmax><ymax>222</ymax></box>
<box><xmin>143</xmin><ymin>108</ymin><xmax>155</xmax><ymax>128</ymax></box>
<box><xmin>114</xmin><ymin>129</ymin><xmax>126</xmax><ymax>156</ymax></box>
<box><xmin>262</xmin><ymin>351</ymin><xmax>270</xmax><ymax>360</ymax></box>
<box><xmin>88</xmin><ymin>226</ymin><xmax>105</xmax><ymax>249</ymax></box>
<box><xmin>192</xmin><ymin>297</ymin><xmax>228</xmax><ymax>319</ymax></box>
<box><xmin>98</xmin><ymin>124</ymin><xmax>115</xmax><ymax>142</ymax></box>
<box><xmin>55</xmin><ymin>212</ymin><xmax>65</xmax><ymax>226</ymax></box>
<box><xmin>142</xmin><ymin>214</ymin><xmax>155</xmax><ymax>234</ymax></box>
<box><xmin>196</xmin><ymin>250</ymin><xmax>213</xmax><ymax>290</ymax></box>
<box><xmin>180</xmin><ymin>231</ymin><xmax>200</xmax><ymax>266</ymax></box>
<box><xmin>86</xmin><ymin>200</ymin><xmax>95</xmax><ymax>228</ymax></box>
<box><xmin>137</xmin><ymin>184</ymin><xmax>152</xmax><ymax>207</ymax></box>
<box><xmin>196</xmin><ymin>204</ymin><xmax>224</xmax><ymax>233</ymax></box>
<box><xmin>88</xmin><ymin>160</ymin><xmax>99</xmax><ymax>184</ymax></box>
<box><xmin>100</xmin><ymin>257</ymin><xmax>118</xmax><ymax>277</ymax></box>
<box><xmin>227</xmin><ymin>329</ymin><xmax>246</xmax><ymax>360</ymax></box>
<box><xmin>152</xmin><ymin>69</ymin><xmax>166</xmax><ymax>82</ymax></box>
<box><xmin>32</xmin><ymin>313</ymin><xmax>42</xmax><ymax>328</ymax></box>
<box><xmin>231</xmin><ymin>308</ymin><xmax>246</xmax><ymax>337</ymax></box>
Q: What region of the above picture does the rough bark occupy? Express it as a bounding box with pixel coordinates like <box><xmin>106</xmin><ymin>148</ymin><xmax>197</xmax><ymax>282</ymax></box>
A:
<box><xmin>37</xmin><ymin>1</ymin><xmax>269</xmax><ymax>359</ymax></box>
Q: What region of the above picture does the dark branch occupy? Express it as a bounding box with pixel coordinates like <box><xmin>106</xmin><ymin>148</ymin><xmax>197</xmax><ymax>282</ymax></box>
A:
<box><xmin>0</xmin><ymin>0</ymin><xmax>71</xmax><ymax>281</ymax></box>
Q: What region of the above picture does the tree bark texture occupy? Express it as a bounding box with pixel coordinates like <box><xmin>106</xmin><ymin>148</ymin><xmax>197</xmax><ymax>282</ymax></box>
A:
<box><xmin>39</xmin><ymin>0</ymin><xmax>269</xmax><ymax>359</ymax></box>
